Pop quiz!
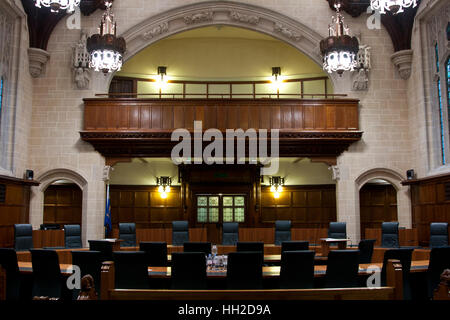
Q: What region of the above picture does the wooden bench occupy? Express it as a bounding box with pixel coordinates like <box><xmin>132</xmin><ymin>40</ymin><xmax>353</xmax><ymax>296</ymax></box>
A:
<box><xmin>99</xmin><ymin>260</ymin><xmax>404</xmax><ymax>300</ymax></box>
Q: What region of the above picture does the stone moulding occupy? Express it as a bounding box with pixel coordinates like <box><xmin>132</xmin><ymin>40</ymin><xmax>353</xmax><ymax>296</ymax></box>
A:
<box><xmin>229</xmin><ymin>11</ymin><xmax>260</xmax><ymax>25</ymax></box>
<box><xmin>142</xmin><ymin>22</ymin><xmax>169</xmax><ymax>40</ymax></box>
<box><xmin>28</xmin><ymin>47</ymin><xmax>50</xmax><ymax>78</ymax></box>
<box><xmin>391</xmin><ymin>49</ymin><xmax>413</xmax><ymax>80</ymax></box>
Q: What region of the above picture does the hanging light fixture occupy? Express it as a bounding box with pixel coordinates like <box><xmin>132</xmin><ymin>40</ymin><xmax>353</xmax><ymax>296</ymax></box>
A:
<box><xmin>370</xmin><ymin>0</ymin><xmax>417</xmax><ymax>15</ymax></box>
<box><xmin>157</xmin><ymin>176</ymin><xmax>172</xmax><ymax>199</ymax></box>
<box><xmin>269</xmin><ymin>176</ymin><xmax>284</xmax><ymax>199</ymax></box>
<box><xmin>87</xmin><ymin>0</ymin><xmax>126</xmax><ymax>74</ymax></box>
<box><xmin>320</xmin><ymin>1</ymin><xmax>359</xmax><ymax>75</ymax></box>
<box><xmin>34</xmin><ymin>0</ymin><xmax>81</xmax><ymax>13</ymax></box>
<box><xmin>271</xmin><ymin>67</ymin><xmax>283</xmax><ymax>90</ymax></box>
<box><xmin>156</xmin><ymin>66</ymin><xmax>168</xmax><ymax>89</ymax></box>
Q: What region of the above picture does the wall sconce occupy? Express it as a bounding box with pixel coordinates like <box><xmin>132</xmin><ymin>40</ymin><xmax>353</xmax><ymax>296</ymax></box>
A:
<box><xmin>156</xmin><ymin>66</ymin><xmax>168</xmax><ymax>89</ymax></box>
<box><xmin>271</xmin><ymin>67</ymin><xmax>283</xmax><ymax>90</ymax></box>
<box><xmin>157</xmin><ymin>176</ymin><xmax>172</xmax><ymax>199</ymax></box>
<box><xmin>269</xmin><ymin>176</ymin><xmax>284</xmax><ymax>199</ymax></box>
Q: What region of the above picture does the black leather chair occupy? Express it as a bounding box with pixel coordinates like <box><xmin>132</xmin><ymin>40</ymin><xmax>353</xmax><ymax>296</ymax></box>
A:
<box><xmin>30</xmin><ymin>249</ymin><xmax>63</xmax><ymax>299</ymax></box>
<box><xmin>430</xmin><ymin>223</ymin><xmax>449</xmax><ymax>248</ymax></box>
<box><xmin>328</xmin><ymin>222</ymin><xmax>347</xmax><ymax>239</ymax></box>
<box><xmin>71</xmin><ymin>250</ymin><xmax>102</xmax><ymax>299</ymax></box>
<box><xmin>118</xmin><ymin>223</ymin><xmax>136</xmax><ymax>247</ymax></box>
<box><xmin>139</xmin><ymin>242</ymin><xmax>168</xmax><ymax>266</ymax></box>
<box><xmin>324</xmin><ymin>250</ymin><xmax>360</xmax><ymax>288</ymax></box>
<box><xmin>236</xmin><ymin>241</ymin><xmax>264</xmax><ymax>253</ymax></box>
<box><xmin>172</xmin><ymin>221</ymin><xmax>189</xmax><ymax>246</ymax></box>
<box><xmin>64</xmin><ymin>225</ymin><xmax>82</xmax><ymax>249</ymax></box>
<box><xmin>88</xmin><ymin>240</ymin><xmax>114</xmax><ymax>262</ymax></box>
<box><xmin>14</xmin><ymin>224</ymin><xmax>33</xmax><ymax>251</ymax></box>
<box><xmin>171</xmin><ymin>252</ymin><xmax>207</xmax><ymax>289</ymax></box>
<box><xmin>227</xmin><ymin>252</ymin><xmax>263</xmax><ymax>289</ymax></box>
<box><xmin>222</xmin><ymin>222</ymin><xmax>239</xmax><ymax>245</ymax></box>
<box><xmin>281</xmin><ymin>241</ymin><xmax>309</xmax><ymax>253</ymax></box>
<box><xmin>426</xmin><ymin>246</ymin><xmax>450</xmax><ymax>299</ymax></box>
<box><xmin>274</xmin><ymin>220</ymin><xmax>291</xmax><ymax>245</ymax></box>
<box><xmin>0</xmin><ymin>248</ymin><xmax>22</xmax><ymax>300</ymax></box>
<box><xmin>381</xmin><ymin>248</ymin><xmax>413</xmax><ymax>299</ymax></box>
<box><xmin>280</xmin><ymin>250</ymin><xmax>315</xmax><ymax>289</ymax></box>
<box><xmin>358</xmin><ymin>239</ymin><xmax>376</xmax><ymax>264</ymax></box>
<box><xmin>381</xmin><ymin>222</ymin><xmax>399</xmax><ymax>248</ymax></box>
<box><xmin>183</xmin><ymin>242</ymin><xmax>211</xmax><ymax>255</ymax></box>
<box><xmin>113</xmin><ymin>251</ymin><xmax>149</xmax><ymax>289</ymax></box>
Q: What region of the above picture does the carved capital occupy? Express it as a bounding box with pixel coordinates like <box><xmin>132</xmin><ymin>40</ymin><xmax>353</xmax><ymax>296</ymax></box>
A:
<box><xmin>28</xmin><ymin>47</ymin><xmax>50</xmax><ymax>78</ymax></box>
<box><xmin>329</xmin><ymin>165</ymin><xmax>340</xmax><ymax>181</ymax></box>
<box><xmin>391</xmin><ymin>49</ymin><xmax>413</xmax><ymax>80</ymax></box>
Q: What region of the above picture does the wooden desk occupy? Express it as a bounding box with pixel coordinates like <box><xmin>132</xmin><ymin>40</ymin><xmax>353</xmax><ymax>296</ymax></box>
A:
<box><xmin>320</xmin><ymin>238</ymin><xmax>349</xmax><ymax>257</ymax></box>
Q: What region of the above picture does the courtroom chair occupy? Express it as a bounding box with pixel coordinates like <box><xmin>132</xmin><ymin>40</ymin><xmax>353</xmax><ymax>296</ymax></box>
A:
<box><xmin>71</xmin><ymin>250</ymin><xmax>102</xmax><ymax>299</ymax></box>
<box><xmin>381</xmin><ymin>222</ymin><xmax>400</xmax><ymax>248</ymax></box>
<box><xmin>113</xmin><ymin>251</ymin><xmax>149</xmax><ymax>289</ymax></box>
<box><xmin>40</xmin><ymin>224</ymin><xmax>60</xmax><ymax>230</ymax></box>
<box><xmin>183</xmin><ymin>242</ymin><xmax>211</xmax><ymax>255</ymax></box>
<box><xmin>324</xmin><ymin>250</ymin><xmax>360</xmax><ymax>288</ymax></box>
<box><xmin>0</xmin><ymin>248</ymin><xmax>22</xmax><ymax>300</ymax></box>
<box><xmin>64</xmin><ymin>224</ymin><xmax>82</xmax><ymax>249</ymax></box>
<box><xmin>381</xmin><ymin>248</ymin><xmax>413</xmax><ymax>300</ymax></box>
<box><xmin>430</xmin><ymin>223</ymin><xmax>449</xmax><ymax>248</ymax></box>
<box><xmin>30</xmin><ymin>249</ymin><xmax>64</xmax><ymax>299</ymax></box>
<box><xmin>281</xmin><ymin>241</ymin><xmax>309</xmax><ymax>253</ymax></box>
<box><xmin>426</xmin><ymin>246</ymin><xmax>450</xmax><ymax>299</ymax></box>
<box><xmin>358</xmin><ymin>239</ymin><xmax>376</xmax><ymax>264</ymax></box>
<box><xmin>280</xmin><ymin>250</ymin><xmax>315</xmax><ymax>289</ymax></box>
<box><xmin>88</xmin><ymin>240</ymin><xmax>114</xmax><ymax>262</ymax></box>
<box><xmin>236</xmin><ymin>241</ymin><xmax>264</xmax><ymax>253</ymax></box>
<box><xmin>227</xmin><ymin>252</ymin><xmax>263</xmax><ymax>289</ymax></box>
<box><xmin>222</xmin><ymin>222</ymin><xmax>239</xmax><ymax>245</ymax></box>
<box><xmin>14</xmin><ymin>224</ymin><xmax>33</xmax><ymax>252</ymax></box>
<box><xmin>118</xmin><ymin>222</ymin><xmax>136</xmax><ymax>247</ymax></box>
<box><xmin>139</xmin><ymin>242</ymin><xmax>168</xmax><ymax>266</ymax></box>
<box><xmin>274</xmin><ymin>220</ymin><xmax>291</xmax><ymax>245</ymax></box>
<box><xmin>172</xmin><ymin>221</ymin><xmax>189</xmax><ymax>246</ymax></box>
<box><xmin>328</xmin><ymin>222</ymin><xmax>347</xmax><ymax>239</ymax></box>
<box><xmin>171</xmin><ymin>252</ymin><xmax>207</xmax><ymax>289</ymax></box>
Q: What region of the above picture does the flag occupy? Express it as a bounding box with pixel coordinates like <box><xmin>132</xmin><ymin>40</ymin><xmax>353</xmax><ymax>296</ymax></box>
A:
<box><xmin>104</xmin><ymin>183</ymin><xmax>112</xmax><ymax>237</ymax></box>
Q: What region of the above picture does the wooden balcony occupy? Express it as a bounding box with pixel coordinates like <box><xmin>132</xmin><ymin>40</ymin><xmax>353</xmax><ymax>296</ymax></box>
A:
<box><xmin>80</xmin><ymin>98</ymin><xmax>362</xmax><ymax>159</ymax></box>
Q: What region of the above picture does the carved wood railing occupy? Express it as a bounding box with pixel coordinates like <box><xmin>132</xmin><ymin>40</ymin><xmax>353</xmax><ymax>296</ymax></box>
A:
<box><xmin>81</xmin><ymin>98</ymin><xmax>362</xmax><ymax>158</ymax></box>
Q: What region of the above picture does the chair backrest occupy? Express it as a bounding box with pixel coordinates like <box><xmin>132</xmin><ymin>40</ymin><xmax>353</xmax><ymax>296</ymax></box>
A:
<box><xmin>280</xmin><ymin>250</ymin><xmax>315</xmax><ymax>289</ymax></box>
<box><xmin>71</xmin><ymin>250</ymin><xmax>102</xmax><ymax>299</ymax></box>
<box><xmin>113</xmin><ymin>251</ymin><xmax>149</xmax><ymax>289</ymax></box>
<box><xmin>328</xmin><ymin>222</ymin><xmax>347</xmax><ymax>239</ymax></box>
<box><xmin>227</xmin><ymin>252</ymin><xmax>263</xmax><ymax>289</ymax></box>
<box><xmin>88</xmin><ymin>240</ymin><xmax>114</xmax><ymax>261</ymax></box>
<box><xmin>381</xmin><ymin>222</ymin><xmax>399</xmax><ymax>248</ymax></box>
<box><xmin>325</xmin><ymin>250</ymin><xmax>360</xmax><ymax>288</ymax></box>
<box><xmin>172</xmin><ymin>221</ymin><xmax>189</xmax><ymax>246</ymax></box>
<box><xmin>14</xmin><ymin>224</ymin><xmax>33</xmax><ymax>251</ymax></box>
<box><xmin>222</xmin><ymin>222</ymin><xmax>239</xmax><ymax>245</ymax></box>
<box><xmin>281</xmin><ymin>241</ymin><xmax>309</xmax><ymax>253</ymax></box>
<box><xmin>358</xmin><ymin>239</ymin><xmax>376</xmax><ymax>264</ymax></box>
<box><xmin>139</xmin><ymin>242</ymin><xmax>168</xmax><ymax>266</ymax></box>
<box><xmin>171</xmin><ymin>252</ymin><xmax>207</xmax><ymax>289</ymax></box>
<box><xmin>381</xmin><ymin>248</ymin><xmax>413</xmax><ymax>299</ymax></box>
<box><xmin>118</xmin><ymin>223</ymin><xmax>136</xmax><ymax>247</ymax></box>
<box><xmin>274</xmin><ymin>220</ymin><xmax>291</xmax><ymax>245</ymax></box>
<box><xmin>427</xmin><ymin>246</ymin><xmax>450</xmax><ymax>299</ymax></box>
<box><xmin>0</xmin><ymin>248</ymin><xmax>21</xmax><ymax>300</ymax></box>
<box><xmin>236</xmin><ymin>241</ymin><xmax>264</xmax><ymax>253</ymax></box>
<box><xmin>64</xmin><ymin>225</ymin><xmax>82</xmax><ymax>249</ymax></box>
<box><xmin>430</xmin><ymin>223</ymin><xmax>449</xmax><ymax>248</ymax></box>
<box><xmin>30</xmin><ymin>249</ymin><xmax>62</xmax><ymax>298</ymax></box>
<box><xmin>183</xmin><ymin>242</ymin><xmax>211</xmax><ymax>255</ymax></box>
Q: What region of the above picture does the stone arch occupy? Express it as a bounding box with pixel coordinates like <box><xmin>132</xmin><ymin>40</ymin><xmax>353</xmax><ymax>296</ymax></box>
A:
<box><xmin>355</xmin><ymin>167</ymin><xmax>412</xmax><ymax>233</ymax></box>
<box><xmin>92</xmin><ymin>1</ymin><xmax>345</xmax><ymax>93</ymax></box>
<box><xmin>29</xmin><ymin>168</ymin><xmax>90</xmax><ymax>246</ymax></box>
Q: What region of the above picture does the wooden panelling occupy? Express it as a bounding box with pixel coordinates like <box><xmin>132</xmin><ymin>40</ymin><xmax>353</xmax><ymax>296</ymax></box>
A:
<box><xmin>43</xmin><ymin>184</ymin><xmax>82</xmax><ymax>227</ymax></box>
<box><xmin>402</xmin><ymin>173</ymin><xmax>450</xmax><ymax>246</ymax></box>
<box><xmin>360</xmin><ymin>184</ymin><xmax>398</xmax><ymax>239</ymax></box>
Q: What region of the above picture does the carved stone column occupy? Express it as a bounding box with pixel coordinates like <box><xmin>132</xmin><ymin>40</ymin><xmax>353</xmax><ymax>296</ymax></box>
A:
<box><xmin>28</xmin><ymin>47</ymin><xmax>50</xmax><ymax>78</ymax></box>
<box><xmin>391</xmin><ymin>49</ymin><xmax>413</xmax><ymax>80</ymax></box>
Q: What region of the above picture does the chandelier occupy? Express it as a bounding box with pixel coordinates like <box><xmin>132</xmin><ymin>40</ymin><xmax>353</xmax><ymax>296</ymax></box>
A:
<box><xmin>87</xmin><ymin>0</ymin><xmax>126</xmax><ymax>74</ymax></box>
<box><xmin>320</xmin><ymin>2</ymin><xmax>359</xmax><ymax>75</ymax></box>
<box><xmin>370</xmin><ymin>0</ymin><xmax>418</xmax><ymax>15</ymax></box>
<box><xmin>34</xmin><ymin>0</ymin><xmax>81</xmax><ymax>13</ymax></box>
